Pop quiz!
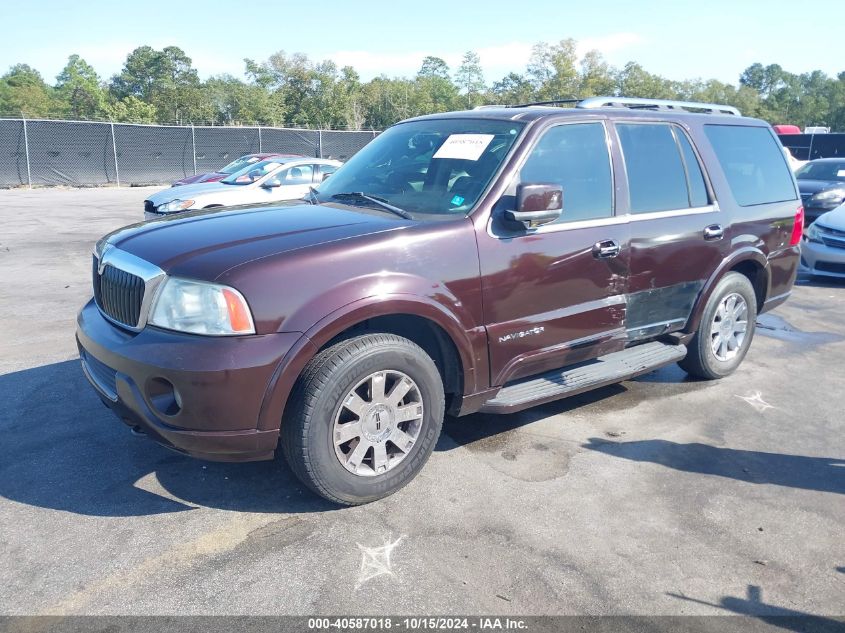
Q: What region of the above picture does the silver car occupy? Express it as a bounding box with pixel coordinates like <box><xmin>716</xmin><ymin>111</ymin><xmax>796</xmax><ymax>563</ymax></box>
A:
<box><xmin>144</xmin><ymin>157</ymin><xmax>342</xmax><ymax>220</ymax></box>
<box><xmin>802</xmin><ymin>202</ymin><xmax>845</xmax><ymax>278</ymax></box>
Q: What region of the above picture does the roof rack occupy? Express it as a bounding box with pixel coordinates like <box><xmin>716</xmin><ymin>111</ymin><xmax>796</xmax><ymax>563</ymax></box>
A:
<box><xmin>576</xmin><ymin>96</ymin><xmax>741</xmax><ymax>116</ymax></box>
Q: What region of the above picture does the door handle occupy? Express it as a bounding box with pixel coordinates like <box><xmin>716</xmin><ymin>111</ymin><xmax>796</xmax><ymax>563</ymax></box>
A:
<box><xmin>593</xmin><ymin>240</ymin><xmax>621</xmax><ymax>259</ymax></box>
<box><xmin>703</xmin><ymin>224</ymin><xmax>724</xmax><ymax>240</ymax></box>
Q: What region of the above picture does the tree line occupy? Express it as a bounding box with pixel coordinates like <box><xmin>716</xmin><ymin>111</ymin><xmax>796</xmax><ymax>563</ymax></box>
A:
<box><xmin>1</xmin><ymin>41</ymin><xmax>843</xmax><ymax>131</ymax></box>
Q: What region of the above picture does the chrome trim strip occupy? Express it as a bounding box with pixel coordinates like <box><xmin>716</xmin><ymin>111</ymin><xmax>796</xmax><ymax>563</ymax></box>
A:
<box><xmin>628</xmin><ymin>203</ymin><xmax>718</xmax><ymax>222</ymax></box>
<box><xmin>489</xmin><ymin>203</ymin><xmax>719</xmax><ymax>237</ymax></box>
<box><xmin>95</xmin><ymin>246</ymin><xmax>166</xmax><ymax>331</ymax></box>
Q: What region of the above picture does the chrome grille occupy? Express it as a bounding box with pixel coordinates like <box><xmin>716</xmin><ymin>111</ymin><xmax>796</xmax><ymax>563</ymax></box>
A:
<box><xmin>93</xmin><ymin>258</ymin><xmax>145</xmax><ymax>328</ymax></box>
<box><xmin>821</xmin><ymin>236</ymin><xmax>845</xmax><ymax>250</ymax></box>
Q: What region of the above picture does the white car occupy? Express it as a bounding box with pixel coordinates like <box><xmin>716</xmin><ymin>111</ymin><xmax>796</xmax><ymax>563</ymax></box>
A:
<box><xmin>144</xmin><ymin>157</ymin><xmax>342</xmax><ymax>220</ymax></box>
<box><xmin>802</xmin><ymin>203</ymin><xmax>845</xmax><ymax>278</ymax></box>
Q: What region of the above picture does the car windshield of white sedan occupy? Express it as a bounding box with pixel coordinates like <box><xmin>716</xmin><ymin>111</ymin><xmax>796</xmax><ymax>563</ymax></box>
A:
<box><xmin>221</xmin><ymin>160</ymin><xmax>284</xmax><ymax>185</ymax></box>
<box><xmin>220</xmin><ymin>155</ymin><xmax>262</xmax><ymax>175</ymax></box>
<box><xmin>796</xmin><ymin>161</ymin><xmax>845</xmax><ymax>182</ymax></box>
<box><xmin>315</xmin><ymin>119</ymin><xmax>525</xmax><ymax>217</ymax></box>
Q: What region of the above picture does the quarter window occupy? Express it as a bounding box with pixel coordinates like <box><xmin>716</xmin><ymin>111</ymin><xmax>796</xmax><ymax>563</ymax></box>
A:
<box><xmin>519</xmin><ymin>122</ymin><xmax>613</xmax><ymax>223</ymax></box>
<box><xmin>704</xmin><ymin>125</ymin><xmax>798</xmax><ymax>206</ymax></box>
<box><xmin>618</xmin><ymin>122</ymin><xmax>706</xmax><ymax>214</ymax></box>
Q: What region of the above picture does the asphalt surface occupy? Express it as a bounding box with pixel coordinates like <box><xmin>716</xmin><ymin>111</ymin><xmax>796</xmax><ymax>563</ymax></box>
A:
<box><xmin>0</xmin><ymin>187</ymin><xmax>843</xmax><ymax>617</ymax></box>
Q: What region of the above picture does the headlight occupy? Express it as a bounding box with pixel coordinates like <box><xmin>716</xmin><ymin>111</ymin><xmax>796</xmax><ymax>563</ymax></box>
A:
<box><xmin>810</xmin><ymin>189</ymin><xmax>845</xmax><ymax>203</ymax></box>
<box><xmin>149</xmin><ymin>277</ymin><xmax>255</xmax><ymax>335</ymax></box>
<box><xmin>159</xmin><ymin>199</ymin><xmax>195</xmax><ymax>212</ymax></box>
<box><xmin>805</xmin><ymin>222</ymin><xmax>823</xmax><ymax>243</ymax></box>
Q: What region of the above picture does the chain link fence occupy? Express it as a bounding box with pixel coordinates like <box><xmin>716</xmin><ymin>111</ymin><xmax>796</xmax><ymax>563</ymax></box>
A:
<box><xmin>0</xmin><ymin>118</ymin><xmax>379</xmax><ymax>188</ymax></box>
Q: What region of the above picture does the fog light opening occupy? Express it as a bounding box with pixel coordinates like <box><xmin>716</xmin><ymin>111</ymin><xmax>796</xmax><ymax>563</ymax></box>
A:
<box><xmin>147</xmin><ymin>377</ymin><xmax>182</xmax><ymax>417</ymax></box>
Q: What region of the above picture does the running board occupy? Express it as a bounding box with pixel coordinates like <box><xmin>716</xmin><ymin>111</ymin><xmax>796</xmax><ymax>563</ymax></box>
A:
<box><xmin>480</xmin><ymin>341</ymin><xmax>687</xmax><ymax>414</ymax></box>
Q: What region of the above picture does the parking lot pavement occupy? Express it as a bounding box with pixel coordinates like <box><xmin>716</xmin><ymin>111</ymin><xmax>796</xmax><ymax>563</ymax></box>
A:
<box><xmin>0</xmin><ymin>187</ymin><xmax>843</xmax><ymax>617</ymax></box>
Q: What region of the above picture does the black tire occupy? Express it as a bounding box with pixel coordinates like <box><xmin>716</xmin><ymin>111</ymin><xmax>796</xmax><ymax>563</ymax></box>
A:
<box><xmin>679</xmin><ymin>272</ymin><xmax>757</xmax><ymax>380</ymax></box>
<box><xmin>281</xmin><ymin>334</ymin><xmax>445</xmax><ymax>505</ymax></box>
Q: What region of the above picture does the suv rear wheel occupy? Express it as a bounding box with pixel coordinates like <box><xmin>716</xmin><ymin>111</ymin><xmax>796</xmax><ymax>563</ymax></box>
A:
<box><xmin>679</xmin><ymin>272</ymin><xmax>757</xmax><ymax>379</ymax></box>
<box><xmin>281</xmin><ymin>334</ymin><xmax>445</xmax><ymax>505</ymax></box>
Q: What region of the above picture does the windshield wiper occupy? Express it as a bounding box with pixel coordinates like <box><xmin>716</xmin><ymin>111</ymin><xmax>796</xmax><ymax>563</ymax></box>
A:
<box><xmin>330</xmin><ymin>192</ymin><xmax>413</xmax><ymax>219</ymax></box>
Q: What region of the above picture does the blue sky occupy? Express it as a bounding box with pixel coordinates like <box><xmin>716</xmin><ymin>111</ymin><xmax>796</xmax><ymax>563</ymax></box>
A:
<box><xmin>1</xmin><ymin>0</ymin><xmax>842</xmax><ymax>85</ymax></box>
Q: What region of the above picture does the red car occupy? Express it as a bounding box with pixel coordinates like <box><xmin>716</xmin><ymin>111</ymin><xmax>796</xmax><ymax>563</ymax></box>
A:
<box><xmin>171</xmin><ymin>153</ymin><xmax>302</xmax><ymax>187</ymax></box>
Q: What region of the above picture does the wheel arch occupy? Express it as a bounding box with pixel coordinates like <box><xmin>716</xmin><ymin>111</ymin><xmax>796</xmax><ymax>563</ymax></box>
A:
<box><xmin>684</xmin><ymin>248</ymin><xmax>770</xmax><ymax>335</ymax></box>
<box><xmin>256</xmin><ymin>296</ymin><xmax>482</xmax><ymax>432</ymax></box>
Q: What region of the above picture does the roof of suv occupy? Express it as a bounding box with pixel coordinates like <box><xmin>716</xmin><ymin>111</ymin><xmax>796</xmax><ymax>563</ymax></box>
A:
<box><xmin>406</xmin><ymin>105</ymin><xmax>763</xmax><ymax>127</ymax></box>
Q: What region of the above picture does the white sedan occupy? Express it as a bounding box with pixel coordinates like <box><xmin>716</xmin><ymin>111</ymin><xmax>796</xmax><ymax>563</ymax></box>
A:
<box><xmin>144</xmin><ymin>157</ymin><xmax>341</xmax><ymax>220</ymax></box>
<box><xmin>802</xmin><ymin>203</ymin><xmax>845</xmax><ymax>278</ymax></box>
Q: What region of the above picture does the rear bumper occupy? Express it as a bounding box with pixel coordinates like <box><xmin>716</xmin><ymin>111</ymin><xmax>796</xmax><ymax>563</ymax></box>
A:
<box><xmin>76</xmin><ymin>299</ymin><xmax>302</xmax><ymax>461</ymax></box>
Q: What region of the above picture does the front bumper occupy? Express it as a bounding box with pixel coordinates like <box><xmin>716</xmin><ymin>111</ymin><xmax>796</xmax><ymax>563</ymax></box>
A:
<box><xmin>801</xmin><ymin>239</ymin><xmax>845</xmax><ymax>278</ymax></box>
<box><xmin>76</xmin><ymin>299</ymin><xmax>302</xmax><ymax>461</ymax></box>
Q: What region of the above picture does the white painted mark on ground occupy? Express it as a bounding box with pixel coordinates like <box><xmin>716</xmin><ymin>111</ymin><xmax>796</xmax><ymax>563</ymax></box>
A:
<box><xmin>355</xmin><ymin>534</ymin><xmax>405</xmax><ymax>589</ymax></box>
<box><xmin>735</xmin><ymin>391</ymin><xmax>777</xmax><ymax>413</ymax></box>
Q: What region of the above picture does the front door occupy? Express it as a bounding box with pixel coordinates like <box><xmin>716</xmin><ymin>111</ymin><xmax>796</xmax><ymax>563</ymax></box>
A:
<box><xmin>478</xmin><ymin>121</ymin><xmax>630</xmax><ymax>386</ymax></box>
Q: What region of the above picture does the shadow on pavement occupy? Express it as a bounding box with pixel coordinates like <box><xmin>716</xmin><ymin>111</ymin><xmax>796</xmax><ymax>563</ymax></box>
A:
<box><xmin>668</xmin><ymin>585</ymin><xmax>844</xmax><ymax>632</ymax></box>
<box><xmin>0</xmin><ymin>360</ymin><xmax>333</xmax><ymax>516</ymax></box>
<box><xmin>582</xmin><ymin>438</ymin><xmax>844</xmax><ymax>495</ymax></box>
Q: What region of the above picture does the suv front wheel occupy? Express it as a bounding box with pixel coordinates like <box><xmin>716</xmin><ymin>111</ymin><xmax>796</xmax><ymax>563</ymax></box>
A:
<box><xmin>282</xmin><ymin>333</ymin><xmax>445</xmax><ymax>505</ymax></box>
<box><xmin>679</xmin><ymin>272</ymin><xmax>758</xmax><ymax>380</ymax></box>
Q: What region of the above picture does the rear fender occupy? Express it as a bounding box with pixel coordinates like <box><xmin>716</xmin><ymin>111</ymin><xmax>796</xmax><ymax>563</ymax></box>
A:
<box><xmin>684</xmin><ymin>248</ymin><xmax>770</xmax><ymax>335</ymax></box>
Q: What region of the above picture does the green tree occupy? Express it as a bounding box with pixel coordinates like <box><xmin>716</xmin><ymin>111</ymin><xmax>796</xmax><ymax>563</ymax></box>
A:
<box><xmin>490</xmin><ymin>72</ymin><xmax>534</xmax><ymax>105</ymax></box>
<box><xmin>102</xmin><ymin>95</ymin><xmax>157</xmax><ymax>123</ymax></box>
<box><xmin>0</xmin><ymin>64</ymin><xmax>57</xmax><ymax>116</ymax></box>
<box><xmin>418</xmin><ymin>56</ymin><xmax>450</xmax><ymax>80</ymax></box>
<box><xmin>527</xmin><ymin>40</ymin><xmax>579</xmax><ymax>100</ymax></box>
<box><xmin>454</xmin><ymin>51</ymin><xmax>485</xmax><ymax>108</ymax></box>
<box><xmin>110</xmin><ymin>46</ymin><xmax>202</xmax><ymax>123</ymax></box>
<box><xmin>578</xmin><ymin>50</ymin><xmax>615</xmax><ymax>98</ymax></box>
<box><xmin>55</xmin><ymin>55</ymin><xmax>105</xmax><ymax>119</ymax></box>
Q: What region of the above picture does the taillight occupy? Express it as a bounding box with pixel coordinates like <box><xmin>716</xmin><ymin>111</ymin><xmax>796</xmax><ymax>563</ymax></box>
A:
<box><xmin>789</xmin><ymin>206</ymin><xmax>804</xmax><ymax>247</ymax></box>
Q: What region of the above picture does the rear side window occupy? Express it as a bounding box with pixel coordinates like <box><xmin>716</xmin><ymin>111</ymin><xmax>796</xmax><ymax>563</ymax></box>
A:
<box><xmin>704</xmin><ymin>125</ymin><xmax>797</xmax><ymax>206</ymax></box>
<box><xmin>519</xmin><ymin>122</ymin><xmax>613</xmax><ymax>223</ymax></box>
<box><xmin>617</xmin><ymin>123</ymin><xmax>700</xmax><ymax>213</ymax></box>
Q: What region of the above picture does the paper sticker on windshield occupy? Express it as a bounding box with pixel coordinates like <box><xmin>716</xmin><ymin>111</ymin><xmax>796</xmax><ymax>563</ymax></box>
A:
<box><xmin>433</xmin><ymin>134</ymin><xmax>495</xmax><ymax>161</ymax></box>
<box><xmin>838</xmin><ymin>169</ymin><xmax>845</xmax><ymax>177</ymax></box>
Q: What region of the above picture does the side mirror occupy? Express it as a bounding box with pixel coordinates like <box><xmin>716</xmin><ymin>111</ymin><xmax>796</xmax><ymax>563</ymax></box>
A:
<box><xmin>505</xmin><ymin>183</ymin><xmax>563</xmax><ymax>229</ymax></box>
<box><xmin>321</xmin><ymin>172</ymin><xmax>333</xmax><ymax>182</ymax></box>
<box><xmin>261</xmin><ymin>179</ymin><xmax>282</xmax><ymax>189</ymax></box>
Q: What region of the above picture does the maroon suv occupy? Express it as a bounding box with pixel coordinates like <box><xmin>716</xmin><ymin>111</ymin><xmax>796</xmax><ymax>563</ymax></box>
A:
<box><xmin>77</xmin><ymin>97</ymin><xmax>803</xmax><ymax>505</ymax></box>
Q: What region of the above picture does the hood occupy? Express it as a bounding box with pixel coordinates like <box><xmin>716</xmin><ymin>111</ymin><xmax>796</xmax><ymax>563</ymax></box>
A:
<box><xmin>100</xmin><ymin>203</ymin><xmax>411</xmax><ymax>281</ymax></box>
<box><xmin>146</xmin><ymin>181</ymin><xmax>233</xmax><ymax>205</ymax></box>
<box><xmin>816</xmin><ymin>204</ymin><xmax>845</xmax><ymax>230</ymax></box>
<box><xmin>173</xmin><ymin>171</ymin><xmax>226</xmax><ymax>186</ymax></box>
<box><xmin>797</xmin><ymin>179</ymin><xmax>845</xmax><ymax>195</ymax></box>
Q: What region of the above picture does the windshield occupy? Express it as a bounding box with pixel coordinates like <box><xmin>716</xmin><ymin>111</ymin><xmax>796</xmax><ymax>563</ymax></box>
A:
<box><xmin>220</xmin><ymin>154</ymin><xmax>263</xmax><ymax>175</ymax></box>
<box><xmin>220</xmin><ymin>159</ymin><xmax>285</xmax><ymax>185</ymax></box>
<box><xmin>796</xmin><ymin>161</ymin><xmax>845</xmax><ymax>182</ymax></box>
<box><xmin>315</xmin><ymin>118</ymin><xmax>525</xmax><ymax>216</ymax></box>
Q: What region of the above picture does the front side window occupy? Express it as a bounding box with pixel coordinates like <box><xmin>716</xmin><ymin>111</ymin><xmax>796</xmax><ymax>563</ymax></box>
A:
<box><xmin>518</xmin><ymin>122</ymin><xmax>613</xmax><ymax>224</ymax></box>
<box><xmin>704</xmin><ymin>125</ymin><xmax>797</xmax><ymax>206</ymax></box>
<box><xmin>315</xmin><ymin>118</ymin><xmax>525</xmax><ymax>217</ymax></box>
<box><xmin>617</xmin><ymin>122</ymin><xmax>697</xmax><ymax>214</ymax></box>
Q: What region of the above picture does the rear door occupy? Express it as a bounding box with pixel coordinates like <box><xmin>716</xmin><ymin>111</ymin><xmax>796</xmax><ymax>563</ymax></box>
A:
<box><xmin>613</xmin><ymin>121</ymin><xmax>728</xmax><ymax>341</ymax></box>
<box><xmin>478</xmin><ymin>120</ymin><xmax>630</xmax><ymax>385</ymax></box>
